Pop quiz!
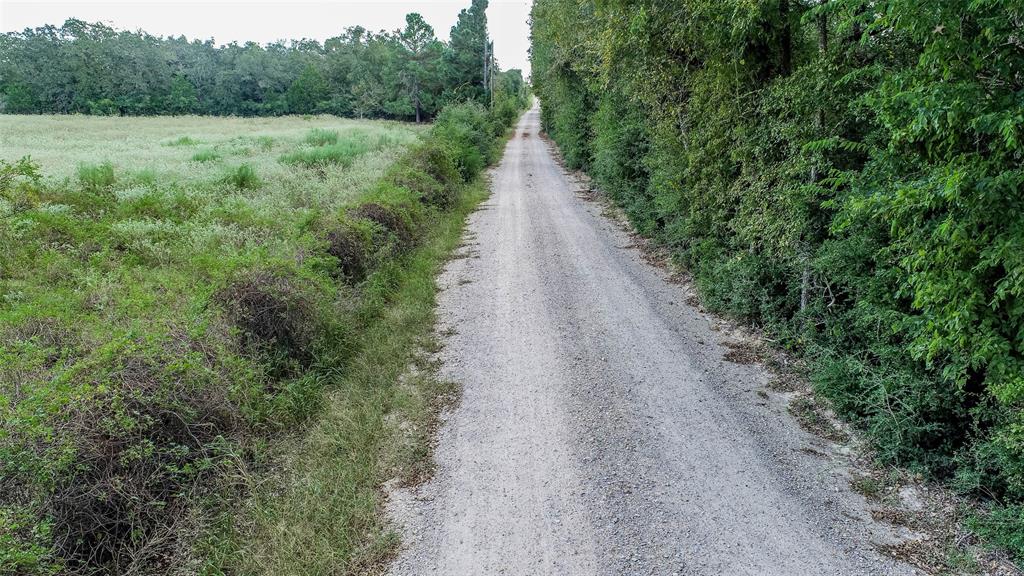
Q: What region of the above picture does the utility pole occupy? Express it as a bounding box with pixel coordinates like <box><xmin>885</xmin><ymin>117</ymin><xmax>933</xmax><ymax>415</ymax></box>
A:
<box><xmin>483</xmin><ymin>38</ymin><xmax>489</xmax><ymax>103</ymax></box>
<box><xmin>488</xmin><ymin>41</ymin><xmax>495</xmax><ymax>108</ymax></box>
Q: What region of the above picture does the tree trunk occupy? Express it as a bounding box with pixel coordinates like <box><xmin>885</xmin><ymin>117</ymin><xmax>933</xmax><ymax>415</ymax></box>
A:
<box><xmin>779</xmin><ymin>0</ymin><xmax>792</xmax><ymax>77</ymax></box>
<box><xmin>800</xmin><ymin>7</ymin><xmax>828</xmax><ymax>314</ymax></box>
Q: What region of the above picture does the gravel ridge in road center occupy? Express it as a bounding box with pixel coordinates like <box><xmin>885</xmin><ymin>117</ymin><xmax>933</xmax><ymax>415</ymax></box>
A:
<box><xmin>386</xmin><ymin>104</ymin><xmax>917</xmax><ymax>576</ymax></box>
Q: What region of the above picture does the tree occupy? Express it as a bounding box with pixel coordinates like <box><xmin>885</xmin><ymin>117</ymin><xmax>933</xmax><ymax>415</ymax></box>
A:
<box><xmin>397</xmin><ymin>13</ymin><xmax>443</xmax><ymax>122</ymax></box>
<box><xmin>286</xmin><ymin>64</ymin><xmax>329</xmax><ymax>114</ymax></box>
<box><xmin>445</xmin><ymin>0</ymin><xmax>489</xmax><ymax>104</ymax></box>
<box><xmin>0</xmin><ymin>1</ymin><xmax>499</xmax><ymax>119</ymax></box>
<box><xmin>167</xmin><ymin>75</ymin><xmax>198</xmax><ymax>114</ymax></box>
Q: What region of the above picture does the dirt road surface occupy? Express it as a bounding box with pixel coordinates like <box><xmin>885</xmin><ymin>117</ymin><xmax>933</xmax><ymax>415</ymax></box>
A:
<box><xmin>387</xmin><ymin>104</ymin><xmax>916</xmax><ymax>576</ymax></box>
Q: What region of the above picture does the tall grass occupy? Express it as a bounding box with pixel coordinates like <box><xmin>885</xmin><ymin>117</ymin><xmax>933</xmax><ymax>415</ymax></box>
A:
<box><xmin>191</xmin><ymin>148</ymin><xmax>220</xmax><ymax>162</ymax></box>
<box><xmin>76</xmin><ymin>161</ymin><xmax>115</xmax><ymax>189</ymax></box>
<box><xmin>224</xmin><ymin>163</ymin><xmax>261</xmax><ymax>189</ymax></box>
<box><xmin>304</xmin><ymin>128</ymin><xmax>339</xmax><ymax>146</ymax></box>
<box><xmin>280</xmin><ymin>133</ymin><xmax>396</xmax><ymax>168</ymax></box>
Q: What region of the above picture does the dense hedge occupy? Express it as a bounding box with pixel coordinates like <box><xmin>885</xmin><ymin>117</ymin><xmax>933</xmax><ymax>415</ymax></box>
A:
<box><xmin>532</xmin><ymin>0</ymin><xmax>1024</xmax><ymax>551</ymax></box>
<box><xmin>0</xmin><ymin>98</ymin><xmax>525</xmax><ymax>574</ymax></box>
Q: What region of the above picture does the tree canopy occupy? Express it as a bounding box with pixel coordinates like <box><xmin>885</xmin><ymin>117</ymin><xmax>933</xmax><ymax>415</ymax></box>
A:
<box><xmin>0</xmin><ymin>2</ymin><xmax>512</xmax><ymax>121</ymax></box>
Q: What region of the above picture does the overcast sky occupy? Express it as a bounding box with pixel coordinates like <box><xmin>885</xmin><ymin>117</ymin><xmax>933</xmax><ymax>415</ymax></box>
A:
<box><xmin>0</xmin><ymin>0</ymin><xmax>532</xmax><ymax>76</ymax></box>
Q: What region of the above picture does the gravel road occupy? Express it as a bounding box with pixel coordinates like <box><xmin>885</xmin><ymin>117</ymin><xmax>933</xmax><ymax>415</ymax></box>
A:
<box><xmin>387</xmin><ymin>104</ymin><xmax>917</xmax><ymax>576</ymax></box>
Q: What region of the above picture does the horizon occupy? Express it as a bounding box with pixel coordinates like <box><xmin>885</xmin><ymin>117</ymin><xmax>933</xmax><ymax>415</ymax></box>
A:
<box><xmin>0</xmin><ymin>0</ymin><xmax>532</xmax><ymax>77</ymax></box>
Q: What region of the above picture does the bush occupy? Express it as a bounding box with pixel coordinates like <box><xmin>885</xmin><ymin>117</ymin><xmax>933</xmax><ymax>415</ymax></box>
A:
<box><xmin>431</xmin><ymin>102</ymin><xmax>493</xmax><ymax>181</ymax></box>
<box><xmin>217</xmin><ymin>271</ymin><xmax>317</xmax><ymax>368</ymax></box>
<box><xmin>349</xmin><ymin>199</ymin><xmax>417</xmax><ymax>254</ymax></box>
<box><xmin>383</xmin><ymin>142</ymin><xmax>461</xmax><ymax>209</ymax></box>
<box><xmin>47</xmin><ymin>351</ymin><xmax>244</xmax><ymax>571</ymax></box>
<box><xmin>324</xmin><ymin>219</ymin><xmax>375</xmax><ymax>282</ymax></box>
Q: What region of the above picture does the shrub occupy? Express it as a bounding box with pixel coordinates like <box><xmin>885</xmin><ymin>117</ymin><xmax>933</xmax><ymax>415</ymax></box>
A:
<box><xmin>77</xmin><ymin>161</ymin><xmax>116</xmax><ymax>190</ymax></box>
<box><xmin>348</xmin><ymin>200</ymin><xmax>415</xmax><ymax>253</ymax></box>
<box><xmin>323</xmin><ymin>219</ymin><xmax>375</xmax><ymax>282</ymax></box>
<box><xmin>217</xmin><ymin>271</ymin><xmax>316</xmax><ymax>367</ymax></box>
<box><xmin>223</xmin><ymin>164</ymin><xmax>260</xmax><ymax>189</ymax></box>
<box><xmin>47</xmin><ymin>351</ymin><xmax>244</xmax><ymax>572</ymax></box>
<box><xmin>431</xmin><ymin>102</ymin><xmax>492</xmax><ymax>181</ymax></box>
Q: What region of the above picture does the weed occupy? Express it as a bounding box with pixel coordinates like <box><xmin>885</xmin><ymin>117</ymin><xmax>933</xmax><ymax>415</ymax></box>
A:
<box><xmin>280</xmin><ymin>134</ymin><xmax>380</xmax><ymax>169</ymax></box>
<box><xmin>132</xmin><ymin>168</ymin><xmax>157</xmax><ymax>185</ymax></box>
<box><xmin>305</xmin><ymin>128</ymin><xmax>339</xmax><ymax>147</ymax></box>
<box><xmin>165</xmin><ymin>135</ymin><xmax>199</xmax><ymax>146</ymax></box>
<box><xmin>223</xmin><ymin>164</ymin><xmax>260</xmax><ymax>189</ymax></box>
<box><xmin>192</xmin><ymin>148</ymin><xmax>220</xmax><ymax>162</ymax></box>
<box><xmin>77</xmin><ymin>161</ymin><xmax>115</xmax><ymax>189</ymax></box>
<box><xmin>349</xmin><ymin>201</ymin><xmax>416</xmax><ymax>251</ymax></box>
<box><xmin>256</xmin><ymin>136</ymin><xmax>274</xmax><ymax>151</ymax></box>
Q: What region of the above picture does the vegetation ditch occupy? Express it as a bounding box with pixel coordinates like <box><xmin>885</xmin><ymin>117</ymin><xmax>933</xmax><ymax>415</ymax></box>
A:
<box><xmin>0</xmin><ymin>95</ymin><xmax>526</xmax><ymax>574</ymax></box>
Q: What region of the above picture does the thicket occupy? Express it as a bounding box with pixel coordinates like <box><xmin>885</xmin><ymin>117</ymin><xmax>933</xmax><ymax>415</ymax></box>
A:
<box><xmin>0</xmin><ymin>0</ymin><xmax>529</xmax><ymax>122</ymax></box>
<box><xmin>531</xmin><ymin>0</ymin><xmax>1024</xmax><ymax>553</ymax></box>
<box><xmin>0</xmin><ymin>99</ymin><xmax>526</xmax><ymax>576</ymax></box>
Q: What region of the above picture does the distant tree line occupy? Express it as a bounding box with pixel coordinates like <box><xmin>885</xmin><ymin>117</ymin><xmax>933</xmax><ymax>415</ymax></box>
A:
<box><xmin>0</xmin><ymin>0</ymin><xmax>527</xmax><ymax>121</ymax></box>
<box><xmin>532</xmin><ymin>0</ymin><xmax>1024</xmax><ymax>552</ymax></box>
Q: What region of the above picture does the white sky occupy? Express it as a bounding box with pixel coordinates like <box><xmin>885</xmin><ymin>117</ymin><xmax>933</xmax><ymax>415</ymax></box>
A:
<box><xmin>0</xmin><ymin>0</ymin><xmax>532</xmax><ymax>76</ymax></box>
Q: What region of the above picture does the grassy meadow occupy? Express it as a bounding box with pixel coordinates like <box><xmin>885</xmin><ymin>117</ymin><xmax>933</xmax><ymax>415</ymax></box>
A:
<box><xmin>0</xmin><ymin>104</ymin><xmax>517</xmax><ymax>574</ymax></box>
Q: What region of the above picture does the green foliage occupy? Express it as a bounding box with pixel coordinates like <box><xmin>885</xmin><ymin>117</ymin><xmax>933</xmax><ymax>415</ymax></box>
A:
<box><xmin>280</xmin><ymin>132</ymin><xmax>391</xmax><ymax>168</ymax></box>
<box><xmin>0</xmin><ymin>156</ymin><xmax>42</xmax><ymax>217</ymax></box>
<box><xmin>0</xmin><ymin>94</ymin><xmax>526</xmax><ymax>573</ymax></box>
<box><xmin>167</xmin><ymin>75</ymin><xmax>198</xmax><ymax>114</ymax></box>
<box><xmin>76</xmin><ymin>161</ymin><xmax>115</xmax><ymax>190</ymax></box>
<box><xmin>191</xmin><ymin>148</ymin><xmax>220</xmax><ymax>162</ymax></box>
<box><xmin>0</xmin><ymin>5</ymin><xmax>501</xmax><ymax>120</ymax></box>
<box><xmin>223</xmin><ymin>164</ymin><xmax>261</xmax><ymax>189</ymax></box>
<box><xmin>286</xmin><ymin>65</ymin><xmax>330</xmax><ymax>115</ymax></box>
<box><xmin>970</xmin><ymin>505</ymin><xmax>1024</xmax><ymax>559</ymax></box>
<box><xmin>532</xmin><ymin>0</ymin><xmax>1024</xmax><ymax>554</ymax></box>
<box><xmin>304</xmin><ymin>128</ymin><xmax>339</xmax><ymax>147</ymax></box>
<box><xmin>165</xmin><ymin>135</ymin><xmax>199</xmax><ymax>146</ymax></box>
<box><xmin>444</xmin><ymin>0</ymin><xmax>490</xmax><ymax>104</ymax></box>
<box><xmin>431</xmin><ymin>101</ymin><xmax>494</xmax><ymax>180</ymax></box>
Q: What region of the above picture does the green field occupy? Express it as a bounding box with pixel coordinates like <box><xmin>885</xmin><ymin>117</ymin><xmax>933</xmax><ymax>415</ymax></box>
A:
<box><xmin>1</xmin><ymin>113</ymin><xmax>423</xmax><ymax>188</ymax></box>
<box><xmin>0</xmin><ymin>103</ymin><xmax>513</xmax><ymax>573</ymax></box>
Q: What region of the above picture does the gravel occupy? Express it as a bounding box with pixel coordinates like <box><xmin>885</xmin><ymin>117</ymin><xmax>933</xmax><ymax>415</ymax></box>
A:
<box><xmin>386</xmin><ymin>104</ymin><xmax>918</xmax><ymax>576</ymax></box>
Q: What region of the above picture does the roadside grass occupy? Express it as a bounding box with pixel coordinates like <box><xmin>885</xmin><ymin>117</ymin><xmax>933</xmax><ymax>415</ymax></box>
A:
<box><xmin>226</xmin><ymin>179</ymin><xmax>489</xmax><ymax>575</ymax></box>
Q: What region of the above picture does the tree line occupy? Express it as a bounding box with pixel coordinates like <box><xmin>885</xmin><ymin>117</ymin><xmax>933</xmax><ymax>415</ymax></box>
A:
<box><xmin>0</xmin><ymin>0</ymin><xmax>527</xmax><ymax>121</ymax></box>
<box><xmin>532</xmin><ymin>0</ymin><xmax>1024</xmax><ymax>552</ymax></box>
